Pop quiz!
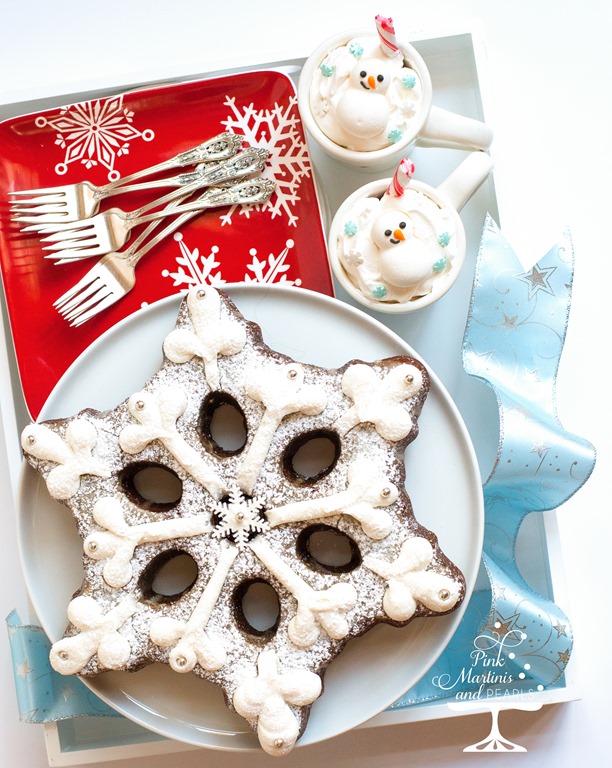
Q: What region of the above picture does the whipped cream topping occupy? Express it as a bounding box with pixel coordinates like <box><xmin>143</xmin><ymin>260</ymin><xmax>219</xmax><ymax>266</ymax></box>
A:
<box><xmin>335</xmin><ymin>186</ymin><xmax>459</xmax><ymax>304</ymax></box>
<box><xmin>309</xmin><ymin>34</ymin><xmax>423</xmax><ymax>151</ymax></box>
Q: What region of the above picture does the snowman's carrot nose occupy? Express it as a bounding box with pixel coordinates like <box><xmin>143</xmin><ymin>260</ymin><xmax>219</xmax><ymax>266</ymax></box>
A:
<box><xmin>368</xmin><ymin>75</ymin><xmax>376</xmax><ymax>89</ymax></box>
<box><xmin>393</xmin><ymin>228</ymin><xmax>406</xmax><ymax>241</ymax></box>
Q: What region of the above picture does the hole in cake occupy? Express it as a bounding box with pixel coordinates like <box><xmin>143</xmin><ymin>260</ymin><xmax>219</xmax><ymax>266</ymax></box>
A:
<box><xmin>199</xmin><ymin>392</ymin><xmax>248</xmax><ymax>456</ymax></box>
<box><xmin>297</xmin><ymin>525</ymin><xmax>362</xmax><ymax>573</ymax></box>
<box><xmin>139</xmin><ymin>550</ymin><xmax>199</xmax><ymax>604</ymax></box>
<box><xmin>283</xmin><ymin>429</ymin><xmax>341</xmax><ymax>486</ymax></box>
<box><xmin>234</xmin><ymin>579</ymin><xmax>281</xmax><ymax>637</ymax></box>
<box><xmin>119</xmin><ymin>462</ymin><xmax>183</xmax><ymax>511</ymax></box>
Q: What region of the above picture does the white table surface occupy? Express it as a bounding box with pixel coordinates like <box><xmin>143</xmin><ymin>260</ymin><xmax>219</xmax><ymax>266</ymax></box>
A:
<box><xmin>1</xmin><ymin>1</ymin><xmax>609</xmax><ymax>766</ymax></box>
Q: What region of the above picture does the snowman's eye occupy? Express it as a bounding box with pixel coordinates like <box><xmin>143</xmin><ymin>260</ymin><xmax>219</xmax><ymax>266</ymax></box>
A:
<box><xmin>399</xmin><ymin>221</ymin><xmax>407</xmax><ymax>229</ymax></box>
<box><xmin>384</xmin><ymin>229</ymin><xmax>392</xmax><ymax>237</ymax></box>
<box><xmin>377</xmin><ymin>74</ymin><xmax>384</xmax><ymax>83</ymax></box>
<box><xmin>360</xmin><ymin>70</ymin><xmax>367</xmax><ymax>78</ymax></box>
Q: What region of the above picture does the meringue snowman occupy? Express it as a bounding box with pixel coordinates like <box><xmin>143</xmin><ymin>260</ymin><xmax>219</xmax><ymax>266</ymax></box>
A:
<box><xmin>335</xmin><ymin>58</ymin><xmax>392</xmax><ymax>140</ymax></box>
<box><xmin>330</xmin><ymin>152</ymin><xmax>492</xmax><ymax>312</ymax></box>
<box><xmin>371</xmin><ymin>210</ymin><xmax>438</xmax><ymax>298</ymax></box>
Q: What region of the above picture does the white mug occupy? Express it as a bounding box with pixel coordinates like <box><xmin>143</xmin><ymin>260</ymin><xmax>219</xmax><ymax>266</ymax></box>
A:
<box><xmin>327</xmin><ymin>151</ymin><xmax>494</xmax><ymax>313</ymax></box>
<box><xmin>298</xmin><ymin>29</ymin><xmax>493</xmax><ymax>171</ymax></box>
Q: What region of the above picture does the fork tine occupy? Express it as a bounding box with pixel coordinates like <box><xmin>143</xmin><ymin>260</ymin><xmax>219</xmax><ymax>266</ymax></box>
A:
<box><xmin>66</xmin><ymin>285</ymin><xmax>125</xmax><ymax>327</ymax></box>
<box><xmin>8</xmin><ymin>187</ymin><xmax>69</xmax><ymax>198</ymax></box>
<box><xmin>53</xmin><ymin>254</ymin><xmax>101</xmax><ymax>265</ymax></box>
<box><xmin>23</xmin><ymin>220</ymin><xmax>94</xmax><ymax>235</ymax></box>
<box><xmin>11</xmin><ymin>199</ymin><xmax>69</xmax><ymax>211</ymax></box>
<box><xmin>43</xmin><ymin>236</ymin><xmax>97</xmax><ymax>251</ymax></box>
<box><xmin>41</xmin><ymin>226</ymin><xmax>103</xmax><ymax>251</ymax></box>
<box><xmin>41</xmin><ymin>230</ymin><xmax>97</xmax><ymax>246</ymax></box>
<box><xmin>57</xmin><ymin>276</ymin><xmax>105</xmax><ymax>316</ymax></box>
<box><xmin>63</xmin><ymin>285</ymin><xmax>113</xmax><ymax>322</ymax></box>
<box><xmin>12</xmin><ymin>211</ymin><xmax>72</xmax><ymax>226</ymax></box>
<box><xmin>54</xmin><ymin>269</ymin><xmax>100</xmax><ymax>309</ymax></box>
<box><xmin>72</xmin><ymin>290</ymin><xmax>124</xmax><ymax>326</ymax></box>
<box><xmin>45</xmin><ymin>244</ymin><xmax>103</xmax><ymax>260</ymax></box>
<box><xmin>68</xmin><ymin>289</ymin><xmax>122</xmax><ymax>326</ymax></box>
<box><xmin>10</xmin><ymin>203</ymin><xmax>68</xmax><ymax>216</ymax></box>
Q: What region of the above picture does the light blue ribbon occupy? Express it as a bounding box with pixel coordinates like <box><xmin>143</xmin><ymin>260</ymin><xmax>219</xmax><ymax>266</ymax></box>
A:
<box><xmin>393</xmin><ymin>214</ymin><xmax>596</xmax><ymax>708</ymax></box>
<box><xmin>464</xmin><ymin>215</ymin><xmax>595</xmax><ymax>685</ymax></box>
<box><xmin>6</xmin><ymin>609</ymin><xmax>120</xmax><ymax>722</ymax></box>
<box><xmin>6</xmin><ymin>215</ymin><xmax>596</xmax><ymax>721</ymax></box>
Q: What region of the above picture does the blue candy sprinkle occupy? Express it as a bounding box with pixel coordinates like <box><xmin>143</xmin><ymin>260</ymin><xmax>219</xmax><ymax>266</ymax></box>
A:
<box><xmin>438</xmin><ymin>232</ymin><xmax>451</xmax><ymax>247</ymax></box>
<box><xmin>402</xmin><ymin>74</ymin><xmax>417</xmax><ymax>89</ymax></box>
<box><xmin>387</xmin><ymin>128</ymin><xmax>403</xmax><ymax>144</ymax></box>
<box><xmin>371</xmin><ymin>284</ymin><xmax>388</xmax><ymax>299</ymax></box>
<box><xmin>320</xmin><ymin>63</ymin><xmax>334</xmax><ymax>77</ymax></box>
<box><xmin>349</xmin><ymin>42</ymin><xmax>364</xmax><ymax>57</ymax></box>
<box><xmin>344</xmin><ymin>220</ymin><xmax>358</xmax><ymax>236</ymax></box>
<box><xmin>433</xmin><ymin>257</ymin><xmax>448</xmax><ymax>272</ymax></box>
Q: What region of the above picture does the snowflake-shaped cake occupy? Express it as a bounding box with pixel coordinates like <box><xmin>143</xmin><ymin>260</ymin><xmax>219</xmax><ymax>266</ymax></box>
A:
<box><xmin>21</xmin><ymin>286</ymin><xmax>465</xmax><ymax>755</ymax></box>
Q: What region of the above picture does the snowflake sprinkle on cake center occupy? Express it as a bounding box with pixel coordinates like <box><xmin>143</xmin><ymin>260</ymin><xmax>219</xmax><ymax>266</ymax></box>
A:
<box><xmin>212</xmin><ymin>488</ymin><xmax>269</xmax><ymax>548</ymax></box>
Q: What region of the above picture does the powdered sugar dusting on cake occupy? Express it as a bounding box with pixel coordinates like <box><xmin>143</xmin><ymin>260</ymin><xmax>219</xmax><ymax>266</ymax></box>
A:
<box><xmin>21</xmin><ymin>285</ymin><xmax>465</xmax><ymax>755</ymax></box>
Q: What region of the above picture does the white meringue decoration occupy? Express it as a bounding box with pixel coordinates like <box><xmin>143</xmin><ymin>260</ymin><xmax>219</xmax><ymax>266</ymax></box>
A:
<box><xmin>237</xmin><ymin>362</ymin><xmax>327</xmax><ymax>494</ymax></box>
<box><xmin>163</xmin><ymin>284</ymin><xmax>246</xmax><ymax>389</ymax></box>
<box><xmin>335</xmin><ymin>57</ymin><xmax>392</xmax><ymax>140</ymax></box>
<box><xmin>21</xmin><ymin>419</ymin><xmax>110</xmax><ymax>499</ymax></box>
<box><xmin>364</xmin><ymin>537</ymin><xmax>462</xmax><ymax>621</ymax></box>
<box><xmin>233</xmin><ymin>650</ymin><xmax>322</xmax><ymax>756</ymax></box>
<box><xmin>267</xmin><ymin>456</ymin><xmax>396</xmax><ymax>540</ymax></box>
<box><xmin>50</xmin><ymin>594</ymin><xmax>137</xmax><ymax>675</ymax></box>
<box><xmin>84</xmin><ymin>496</ymin><xmax>211</xmax><ymax>588</ymax></box>
<box><xmin>119</xmin><ymin>385</ymin><xmax>225</xmax><ymax>499</ymax></box>
<box><xmin>335</xmin><ymin>361</ymin><xmax>425</xmax><ymax>440</ymax></box>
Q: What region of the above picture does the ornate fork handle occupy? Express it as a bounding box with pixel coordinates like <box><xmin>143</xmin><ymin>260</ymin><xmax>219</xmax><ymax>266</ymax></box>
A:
<box><xmin>122</xmin><ymin>148</ymin><xmax>271</xmax><ymax>219</ymax></box>
<box><xmin>173</xmin><ymin>132</ymin><xmax>244</xmax><ymax>166</ymax></box>
<box><xmin>89</xmin><ymin>147</ymin><xmax>270</xmax><ymax>198</ymax></box>
<box><xmin>108</xmin><ymin>174</ymin><xmax>276</xmax><ymax>267</ymax></box>
<box><xmin>133</xmin><ymin>178</ymin><xmax>276</xmax><ymax>226</ymax></box>
<box><xmin>173</xmin><ymin>147</ymin><xmax>270</xmax><ymax>188</ymax></box>
<box><xmin>92</xmin><ymin>132</ymin><xmax>244</xmax><ymax>201</ymax></box>
<box><xmin>94</xmin><ymin>177</ymin><xmax>276</xmax><ymax>272</ymax></box>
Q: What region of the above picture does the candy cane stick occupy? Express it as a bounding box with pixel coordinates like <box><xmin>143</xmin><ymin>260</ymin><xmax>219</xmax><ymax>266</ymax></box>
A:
<box><xmin>387</xmin><ymin>157</ymin><xmax>416</xmax><ymax>196</ymax></box>
<box><xmin>375</xmin><ymin>15</ymin><xmax>400</xmax><ymax>57</ymax></box>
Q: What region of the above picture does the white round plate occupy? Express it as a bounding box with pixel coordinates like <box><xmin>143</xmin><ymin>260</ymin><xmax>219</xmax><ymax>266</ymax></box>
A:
<box><xmin>17</xmin><ymin>284</ymin><xmax>483</xmax><ymax>751</ymax></box>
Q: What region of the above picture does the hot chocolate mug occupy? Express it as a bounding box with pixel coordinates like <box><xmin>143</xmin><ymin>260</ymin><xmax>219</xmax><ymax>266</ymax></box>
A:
<box><xmin>327</xmin><ymin>151</ymin><xmax>494</xmax><ymax>312</ymax></box>
<box><xmin>298</xmin><ymin>28</ymin><xmax>493</xmax><ymax>171</ymax></box>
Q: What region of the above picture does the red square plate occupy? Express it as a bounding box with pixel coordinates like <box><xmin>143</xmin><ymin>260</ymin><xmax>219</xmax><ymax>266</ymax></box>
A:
<box><xmin>0</xmin><ymin>70</ymin><xmax>333</xmax><ymax>419</ymax></box>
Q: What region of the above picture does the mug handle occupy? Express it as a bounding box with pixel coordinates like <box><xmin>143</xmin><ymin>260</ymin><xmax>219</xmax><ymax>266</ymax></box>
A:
<box><xmin>418</xmin><ymin>105</ymin><xmax>494</xmax><ymax>152</ymax></box>
<box><xmin>436</xmin><ymin>151</ymin><xmax>494</xmax><ymax>212</ymax></box>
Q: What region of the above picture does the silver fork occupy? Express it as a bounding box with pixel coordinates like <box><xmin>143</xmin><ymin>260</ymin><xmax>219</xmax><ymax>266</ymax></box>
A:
<box><xmin>12</xmin><ymin>162</ymin><xmax>230</xmax><ymax>228</ymax></box>
<box><xmin>9</xmin><ymin>132</ymin><xmax>244</xmax><ymax>223</ymax></box>
<box><xmin>55</xmin><ymin>211</ymin><xmax>194</xmax><ymax>326</ymax></box>
<box><xmin>33</xmin><ymin>153</ymin><xmax>271</xmax><ymax>263</ymax></box>
<box><xmin>18</xmin><ymin>146</ymin><xmax>269</xmax><ymax>233</ymax></box>
<box><xmin>54</xmin><ymin>178</ymin><xmax>276</xmax><ymax>326</ymax></box>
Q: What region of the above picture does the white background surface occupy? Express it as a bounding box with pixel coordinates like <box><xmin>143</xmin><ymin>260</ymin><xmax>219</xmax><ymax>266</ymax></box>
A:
<box><xmin>1</xmin><ymin>1</ymin><xmax>610</xmax><ymax>766</ymax></box>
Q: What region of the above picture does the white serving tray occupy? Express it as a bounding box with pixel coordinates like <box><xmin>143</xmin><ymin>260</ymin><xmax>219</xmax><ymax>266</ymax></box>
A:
<box><xmin>0</xmin><ymin>25</ymin><xmax>579</xmax><ymax>766</ymax></box>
